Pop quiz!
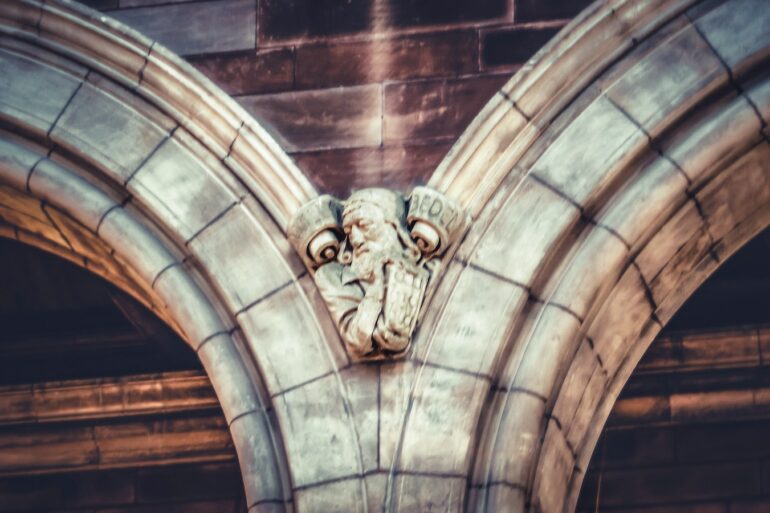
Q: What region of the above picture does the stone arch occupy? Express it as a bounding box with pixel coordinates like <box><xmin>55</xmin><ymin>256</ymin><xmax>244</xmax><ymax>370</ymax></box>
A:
<box><xmin>0</xmin><ymin>1</ymin><xmax>374</xmax><ymax>512</ymax></box>
<box><xmin>386</xmin><ymin>0</ymin><xmax>770</xmax><ymax>512</ymax></box>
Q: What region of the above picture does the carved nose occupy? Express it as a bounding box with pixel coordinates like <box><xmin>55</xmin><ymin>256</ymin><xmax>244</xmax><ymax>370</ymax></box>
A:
<box><xmin>349</xmin><ymin>226</ymin><xmax>364</xmax><ymax>246</ymax></box>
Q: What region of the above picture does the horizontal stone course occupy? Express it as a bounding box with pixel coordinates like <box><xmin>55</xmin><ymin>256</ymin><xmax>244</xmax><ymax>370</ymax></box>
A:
<box><xmin>108</xmin><ymin>0</ymin><xmax>256</xmax><ymax>56</ymax></box>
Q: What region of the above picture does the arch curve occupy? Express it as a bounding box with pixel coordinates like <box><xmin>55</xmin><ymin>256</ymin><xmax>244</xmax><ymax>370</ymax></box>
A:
<box><xmin>389</xmin><ymin>0</ymin><xmax>770</xmax><ymax>512</ymax></box>
<box><xmin>0</xmin><ymin>2</ymin><xmax>373</xmax><ymax>512</ymax></box>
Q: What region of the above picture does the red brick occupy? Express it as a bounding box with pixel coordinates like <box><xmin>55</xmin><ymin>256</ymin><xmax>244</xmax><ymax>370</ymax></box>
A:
<box><xmin>260</xmin><ymin>0</ymin><xmax>508</xmax><ymax>44</ymax></box>
<box><xmin>481</xmin><ymin>26</ymin><xmax>562</xmax><ymax>69</ymax></box>
<box><xmin>239</xmin><ymin>84</ymin><xmax>382</xmax><ymax>152</ymax></box>
<box><xmin>383</xmin><ymin>75</ymin><xmax>508</xmax><ymax>143</ymax></box>
<box><xmin>189</xmin><ymin>49</ymin><xmax>294</xmax><ymax>96</ymax></box>
<box><xmin>295</xmin><ymin>31</ymin><xmax>478</xmax><ymax>89</ymax></box>
<box><xmin>292</xmin><ymin>142</ymin><xmax>451</xmax><ymax>197</ymax></box>
<box><xmin>514</xmin><ymin>0</ymin><xmax>593</xmax><ymax>23</ymax></box>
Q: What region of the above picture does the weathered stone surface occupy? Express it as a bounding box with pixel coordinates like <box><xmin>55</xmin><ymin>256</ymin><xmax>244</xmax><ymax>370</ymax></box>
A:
<box><xmin>599</xmin><ymin>156</ymin><xmax>688</xmax><ymax>248</ymax></box>
<box><xmin>294</xmin><ymin>477</ymin><xmax>367</xmax><ymax>513</ymax></box>
<box><xmin>419</xmin><ymin>263</ymin><xmax>527</xmax><ymax>375</ymax></box>
<box><xmin>532</xmin><ymin>421</ymin><xmax>574</xmax><ymax>513</ymax></box>
<box><xmin>0</xmin><ymin>48</ymin><xmax>81</xmax><ymax>133</ymax></box>
<box><xmin>378</xmin><ymin>361</ymin><xmax>416</xmax><ymax>469</ymax></box>
<box><xmin>229</xmin><ymin>411</ymin><xmax>285</xmax><ymax>504</ymax></box>
<box><xmin>128</xmin><ymin>132</ymin><xmax>240</xmax><ymax>242</ymax></box>
<box><xmin>240</xmin><ymin>85</ymin><xmax>382</xmax><ymax>153</ymax></box>
<box><xmin>189</xmin><ymin>49</ymin><xmax>295</xmax><ymax>96</ymax></box>
<box><xmin>237</xmin><ymin>284</ymin><xmax>342</xmax><ymax>393</ymax></box>
<box><xmin>296</xmin><ymin>31</ymin><xmax>479</xmax><ymax>89</ymax></box>
<box><xmin>51</xmin><ymin>78</ymin><xmax>173</xmax><ymax>183</ymax></box>
<box><xmin>273</xmin><ymin>374</ymin><xmax>362</xmax><ymax>488</ymax></box>
<box><xmin>398</xmin><ymin>366</ymin><xmax>488</xmax><ymax>474</ymax></box>
<box><xmin>531</xmin><ymin>94</ymin><xmax>643</xmax><ymax>205</ymax></box>
<box><xmin>693</xmin><ymin>0</ymin><xmax>770</xmax><ymax>75</ymax></box>
<box><xmin>514</xmin><ymin>0</ymin><xmax>592</xmax><ymax>22</ymax></box>
<box><xmin>196</xmin><ymin>334</ymin><xmax>260</xmax><ymax>424</ymax></box>
<box><xmin>605</xmin><ymin>24</ymin><xmax>724</xmax><ymax>135</ymax></box>
<box><xmin>339</xmin><ymin>365</ymin><xmax>379</xmax><ymax>472</ymax></box>
<box><xmin>392</xmin><ymin>475</ymin><xmax>466</xmax><ymax>513</ymax></box>
<box><xmin>187</xmin><ymin>204</ymin><xmax>295</xmax><ymax>313</ymax></box>
<box><xmin>108</xmin><ymin>0</ymin><xmax>256</xmax><ymax>55</ymax></box>
<box><xmin>259</xmin><ymin>0</ymin><xmax>507</xmax><ymax>43</ymax></box>
<box><xmin>471</xmin><ymin>176</ymin><xmax>581</xmax><ymax>287</ymax></box>
<box><xmin>485</xmin><ymin>390</ymin><xmax>546</xmax><ymax>486</ymax></box>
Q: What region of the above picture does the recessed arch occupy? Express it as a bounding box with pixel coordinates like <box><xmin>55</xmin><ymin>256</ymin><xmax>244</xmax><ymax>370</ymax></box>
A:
<box><xmin>387</xmin><ymin>0</ymin><xmax>770</xmax><ymax>512</ymax></box>
<box><xmin>0</xmin><ymin>2</ymin><xmax>374</xmax><ymax>512</ymax></box>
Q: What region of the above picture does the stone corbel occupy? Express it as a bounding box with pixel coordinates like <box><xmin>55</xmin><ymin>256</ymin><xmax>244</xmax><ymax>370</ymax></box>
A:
<box><xmin>289</xmin><ymin>186</ymin><xmax>467</xmax><ymax>360</ymax></box>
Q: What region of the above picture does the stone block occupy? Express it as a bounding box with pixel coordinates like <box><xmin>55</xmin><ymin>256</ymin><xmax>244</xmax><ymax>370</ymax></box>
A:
<box><xmin>190</xmin><ymin>49</ymin><xmax>294</xmax><ymax>96</ymax></box>
<box><xmin>420</xmin><ymin>263</ymin><xmax>528</xmax><ymax>376</ymax></box>
<box><xmin>665</xmin><ymin>94</ymin><xmax>761</xmax><ymax>187</ymax></box>
<box><xmin>532</xmin><ymin>420</ymin><xmax>574</xmax><ymax>513</ymax></box>
<box><xmin>379</xmin><ymin>361</ymin><xmax>417</xmax><ymax>470</ymax></box>
<box><xmin>542</xmin><ymin>226</ymin><xmax>629</xmax><ymax>320</ymax></box>
<box><xmin>390</xmin><ymin>474</ymin><xmax>466</xmax><ymax>513</ymax></box>
<box><xmin>481</xmin><ymin>26</ymin><xmax>561</xmax><ymax>68</ymax></box>
<box><xmin>296</xmin><ymin>31</ymin><xmax>478</xmax><ymax>89</ymax></box>
<box><xmin>0</xmin><ymin>138</ymin><xmax>41</xmax><ymax>190</ymax></box>
<box><xmin>383</xmin><ymin>75</ymin><xmax>507</xmax><ymax>143</ymax></box>
<box><xmin>51</xmin><ymin>77</ymin><xmax>173</xmax><ymax>183</ymax></box>
<box><xmin>514</xmin><ymin>0</ymin><xmax>592</xmax><ymax>22</ymax></box>
<box><xmin>197</xmin><ymin>334</ymin><xmax>260</xmax><ymax>423</ymax></box>
<box><xmin>531</xmin><ymin>94</ymin><xmax>644</xmax><ymax>205</ymax></box>
<box><xmin>586</xmin><ymin>265</ymin><xmax>653</xmax><ymax>373</ymax></box>
<box><xmin>696</xmin><ymin>144</ymin><xmax>770</xmax><ymax>242</ymax></box>
<box><xmin>551</xmin><ymin>341</ymin><xmax>599</xmax><ymax>433</ymax></box>
<box><xmin>293</xmin><ymin>142</ymin><xmax>451</xmax><ymax>198</ymax></box>
<box><xmin>470</xmin><ymin>175</ymin><xmax>581</xmax><ymax>287</ymax></box>
<box><xmin>486</xmin><ymin>390</ymin><xmax>547</xmax><ymax>486</ymax></box>
<box><xmin>239</xmin><ymin>84</ymin><xmax>382</xmax><ymax>153</ymax></box>
<box><xmin>599</xmin><ymin>155</ymin><xmax>688</xmax><ymax>249</ymax></box>
<box><xmin>398</xmin><ymin>366</ymin><xmax>489</xmax><ymax>474</ymax></box>
<box><xmin>606</xmin><ymin>24</ymin><xmax>724</xmax><ymax>135</ymax></box>
<box><xmin>259</xmin><ymin>0</ymin><xmax>506</xmax><ymax>43</ymax></box>
<box><xmin>0</xmin><ymin>48</ymin><xmax>81</xmax><ymax>134</ymax></box>
<box><xmin>500</xmin><ymin>304</ymin><xmax>582</xmax><ymax>399</ymax></box>
<box><xmin>29</xmin><ymin>158</ymin><xmax>122</xmax><ymax>232</ymax></box>
<box><xmin>187</xmin><ymin>203</ymin><xmax>295</xmax><ymax>313</ymax></box>
<box><xmin>671</xmin><ymin>389</ymin><xmax>754</xmax><ymax>423</ymax></box>
<box><xmin>294</xmin><ymin>477</ymin><xmax>367</xmax><ymax>513</ymax></box>
<box><xmin>229</xmin><ymin>412</ymin><xmax>285</xmax><ymax>504</ymax></box>
<box><xmin>693</xmin><ymin>0</ymin><xmax>770</xmax><ymax>76</ymax></box>
<box><xmin>108</xmin><ymin>0</ymin><xmax>256</xmax><ymax>56</ymax></box>
<box><xmin>237</xmin><ymin>284</ymin><xmax>344</xmax><ymax>394</ymax></box>
<box><xmin>273</xmin><ymin>374</ymin><xmax>362</xmax><ymax>487</ymax></box>
<box><xmin>152</xmin><ymin>263</ymin><xmax>230</xmax><ymax>348</ymax></box>
<box><xmin>635</xmin><ymin>200</ymin><xmax>703</xmax><ymax>286</ymax></box>
<box><xmin>128</xmin><ymin>132</ymin><xmax>241</xmax><ymax>243</ymax></box>
<box><xmin>339</xmin><ymin>365</ymin><xmax>379</xmax><ymax>472</ymax></box>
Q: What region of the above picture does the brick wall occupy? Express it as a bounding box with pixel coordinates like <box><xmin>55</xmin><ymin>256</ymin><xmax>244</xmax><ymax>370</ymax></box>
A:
<box><xmin>80</xmin><ymin>0</ymin><xmax>589</xmax><ymax>196</ymax></box>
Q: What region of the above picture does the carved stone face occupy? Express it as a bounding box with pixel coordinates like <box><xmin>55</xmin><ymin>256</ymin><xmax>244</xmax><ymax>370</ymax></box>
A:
<box><xmin>343</xmin><ymin>203</ymin><xmax>400</xmax><ymax>283</ymax></box>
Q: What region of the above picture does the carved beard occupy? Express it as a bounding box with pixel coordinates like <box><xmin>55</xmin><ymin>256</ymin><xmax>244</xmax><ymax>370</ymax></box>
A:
<box><xmin>351</xmin><ymin>247</ymin><xmax>381</xmax><ymax>283</ymax></box>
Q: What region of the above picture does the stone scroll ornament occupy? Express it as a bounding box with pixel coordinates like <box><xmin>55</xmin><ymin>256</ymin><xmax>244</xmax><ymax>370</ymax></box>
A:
<box><xmin>289</xmin><ymin>187</ymin><xmax>467</xmax><ymax>360</ymax></box>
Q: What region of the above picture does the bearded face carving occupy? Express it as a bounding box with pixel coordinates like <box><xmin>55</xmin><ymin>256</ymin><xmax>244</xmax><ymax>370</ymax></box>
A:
<box><xmin>289</xmin><ymin>187</ymin><xmax>466</xmax><ymax>360</ymax></box>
